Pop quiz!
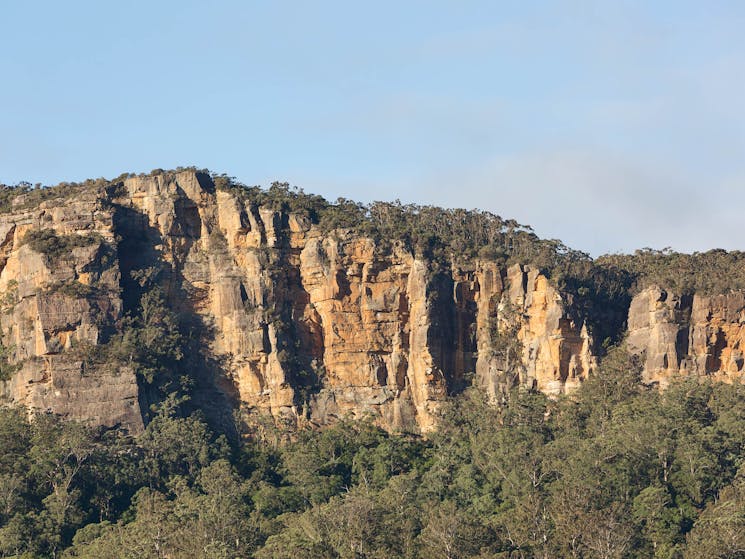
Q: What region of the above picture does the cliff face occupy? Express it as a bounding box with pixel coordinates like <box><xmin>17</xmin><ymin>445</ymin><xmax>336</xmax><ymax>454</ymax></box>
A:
<box><xmin>627</xmin><ymin>286</ymin><xmax>745</xmax><ymax>386</ymax></box>
<box><xmin>4</xmin><ymin>170</ymin><xmax>739</xmax><ymax>434</ymax></box>
<box><xmin>474</xmin><ymin>263</ymin><xmax>595</xmax><ymax>402</ymax></box>
<box><xmin>0</xmin><ymin>171</ymin><xmax>598</xmax><ymax>433</ymax></box>
<box><xmin>0</xmin><ymin>185</ymin><xmax>141</xmax><ymax>431</ymax></box>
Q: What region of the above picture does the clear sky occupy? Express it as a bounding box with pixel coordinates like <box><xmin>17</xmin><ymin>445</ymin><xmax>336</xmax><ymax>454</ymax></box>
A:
<box><xmin>2</xmin><ymin>1</ymin><xmax>744</xmax><ymax>256</ymax></box>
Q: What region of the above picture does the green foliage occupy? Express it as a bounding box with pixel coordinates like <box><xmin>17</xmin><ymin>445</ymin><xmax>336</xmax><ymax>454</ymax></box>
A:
<box><xmin>45</xmin><ymin>281</ymin><xmax>99</xmax><ymax>299</ymax></box>
<box><xmin>22</xmin><ymin>229</ymin><xmax>102</xmax><ymax>263</ymax></box>
<box><xmin>598</xmin><ymin>247</ymin><xmax>745</xmax><ymax>295</ymax></box>
<box><xmin>138</xmin><ymin>405</ymin><xmax>228</xmax><ymax>485</ymax></box>
<box><xmin>100</xmin><ymin>268</ymin><xmax>185</xmax><ymax>396</ymax></box>
<box><xmin>255</xmin><ymin>360</ymin><xmax>745</xmax><ymax>558</ymax></box>
<box><xmin>212</xmin><ymin>172</ymin><xmax>579</xmax><ymax>267</ymax></box>
<box><xmin>0</xmin><ymin>342</ymin><xmax>20</xmax><ymax>381</ymax></box>
<box><xmin>2</xmin><ymin>363</ymin><xmax>745</xmax><ymax>558</ymax></box>
<box><xmin>214</xmin><ymin>175</ymin><xmax>330</xmax><ymax>222</ymax></box>
<box><xmin>683</xmin><ymin>475</ymin><xmax>745</xmax><ymax>558</ymax></box>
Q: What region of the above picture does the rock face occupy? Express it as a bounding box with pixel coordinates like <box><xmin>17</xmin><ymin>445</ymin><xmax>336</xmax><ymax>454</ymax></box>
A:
<box><xmin>475</xmin><ymin>264</ymin><xmax>595</xmax><ymax>401</ymax></box>
<box><xmin>627</xmin><ymin>286</ymin><xmax>745</xmax><ymax>386</ymax></box>
<box><xmin>0</xmin><ymin>171</ymin><xmax>599</xmax><ymax>433</ymax></box>
<box><xmin>0</xmin><ymin>185</ymin><xmax>142</xmax><ymax>431</ymax></box>
<box><xmin>5</xmin><ymin>170</ymin><xmax>745</xmax><ymax>433</ymax></box>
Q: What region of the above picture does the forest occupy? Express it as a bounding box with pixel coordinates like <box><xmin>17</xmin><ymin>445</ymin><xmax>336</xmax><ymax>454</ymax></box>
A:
<box><xmin>0</xmin><ymin>346</ymin><xmax>743</xmax><ymax>558</ymax></box>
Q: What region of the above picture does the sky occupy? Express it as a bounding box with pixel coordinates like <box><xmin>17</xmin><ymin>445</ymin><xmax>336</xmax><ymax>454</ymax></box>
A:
<box><xmin>2</xmin><ymin>1</ymin><xmax>745</xmax><ymax>256</ymax></box>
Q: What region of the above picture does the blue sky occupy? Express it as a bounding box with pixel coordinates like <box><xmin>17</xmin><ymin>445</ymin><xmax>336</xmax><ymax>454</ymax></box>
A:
<box><xmin>2</xmin><ymin>1</ymin><xmax>745</xmax><ymax>255</ymax></box>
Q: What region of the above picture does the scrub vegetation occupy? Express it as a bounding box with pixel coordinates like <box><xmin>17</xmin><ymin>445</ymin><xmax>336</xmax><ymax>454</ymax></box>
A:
<box><xmin>0</xmin><ymin>348</ymin><xmax>742</xmax><ymax>558</ymax></box>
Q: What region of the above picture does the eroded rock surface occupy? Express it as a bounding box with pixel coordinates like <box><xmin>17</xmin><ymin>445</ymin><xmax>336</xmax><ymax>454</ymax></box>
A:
<box><xmin>0</xmin><ymin>171</ymin><xmax>629</xmax><ymax>433</ymax></box>
<box><xmin>627</xmin><ymin>286</ymin><xmax>745</xmax><ymax>386</ymax></box>
<box><xmin>0</xmin><ymin>185</ymin><xmax>141</xmax><ymax>431</ymax></box>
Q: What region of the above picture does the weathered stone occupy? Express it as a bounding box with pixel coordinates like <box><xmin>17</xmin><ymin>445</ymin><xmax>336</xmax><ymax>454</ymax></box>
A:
<box><xmin>475</xmin><ymin>264</ymin><xmax>595</xmax><ymax>400</ymax></box>
<box><xmin>0</xmin><ymin>171</ymin><xmax>612</xmax><ymax>433</ymax></box>
<box><xmin>0</xmin><ymin>184</ymin><xmax>139</xmax><ymax>431</ymax></box>
<box><xmin>627</xmin><ymin>286</ymin><xmax>745</xmax><ymax>386</ymax></box>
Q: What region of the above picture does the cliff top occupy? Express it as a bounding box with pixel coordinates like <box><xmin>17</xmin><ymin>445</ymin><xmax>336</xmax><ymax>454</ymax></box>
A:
<box><xmin>4</xmin><ymin>167</ymin><xmax>745</xmax><ymax>299</ymax></box>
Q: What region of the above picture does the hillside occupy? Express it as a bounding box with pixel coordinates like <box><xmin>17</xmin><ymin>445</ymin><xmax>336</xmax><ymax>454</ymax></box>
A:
<box><xmin>1</xmin><ymin>169</ymin><xmax>745</xmax><ymax>557</ymax></box>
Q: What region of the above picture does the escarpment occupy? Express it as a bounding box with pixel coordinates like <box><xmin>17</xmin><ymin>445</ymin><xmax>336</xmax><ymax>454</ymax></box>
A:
<box><xmin>1</xmin><ymin>169</ymin><xmax>744</xmax><ymax>434</ymax></box>
<box><xmin>0</xmin><ymin>171</ymin><xmax>601</xmax><ymax>433</ymax></box>
<box><xmin>112</xmin><ymin>171</ymin><xmax>597</xmax><ymax>432</ymax></box>
<box><xmin>627</xmin><ymin>286</ymin><xmax>745</xmax><ymax>386</ymax></box>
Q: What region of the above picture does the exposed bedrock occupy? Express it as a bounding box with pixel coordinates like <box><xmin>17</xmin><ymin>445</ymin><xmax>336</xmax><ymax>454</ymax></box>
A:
<box><xmin>5</xmin><ymin>170</ymin><xmax>736</xmax><ymax>433</ymax></box>
<box><xmin>627</xmin><ymin>286</ymin><xmax>745</xmax><ymax>386</ymax></box>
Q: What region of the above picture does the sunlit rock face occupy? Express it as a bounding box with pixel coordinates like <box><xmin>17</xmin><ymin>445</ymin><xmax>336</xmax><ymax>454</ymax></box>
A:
<box><xmin>627</xmin><ymin>286</ymin><xmax>745</xmax><ymax>387</ymax></box>
<box><xmin>0</xmin><ymin>170</ymin><xmax>621</xmax><ymax>433</ymax></box>
<box><xmin>0</xmin><ymin>183</ymin><xmax>140</xmax><ymax>431</ymax></box>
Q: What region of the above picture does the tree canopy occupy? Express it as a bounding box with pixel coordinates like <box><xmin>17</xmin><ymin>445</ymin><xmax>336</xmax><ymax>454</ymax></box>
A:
<box><xmin>0</xmin><ymin>347</ymin><xmax>741</xmax><ymax>558</ymax></box>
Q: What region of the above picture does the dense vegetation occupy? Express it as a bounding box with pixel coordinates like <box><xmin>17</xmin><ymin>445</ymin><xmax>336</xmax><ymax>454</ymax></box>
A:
<box><xmin>0</xmin><ymin>347</ymin><xmax>742</xmax><ymax>558</ymax></box>
<box><xmin>21</xmin><ymin>230</ymin><xmax>102</xmax><ymax>263</ymax></box>
<box><xmin>212</xmin><ymin>173</ymin><xmax>579</xmax><ymax>267</ymax></box>
<box><xmin>597</xmin><ymin>248</ymin><xmax>745</xmax><ymax>295</ymax></box>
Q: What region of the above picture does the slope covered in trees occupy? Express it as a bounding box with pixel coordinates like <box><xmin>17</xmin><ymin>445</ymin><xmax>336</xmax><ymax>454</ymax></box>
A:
<box><xmin>1</xmin><ymin>169</ymin><xmax>745</xmax><ymax>557</ymax></box>
<box><xmin>0</xmin><ymin>348</ymin><xmax>743</xmax><ymax>558</ymax></box>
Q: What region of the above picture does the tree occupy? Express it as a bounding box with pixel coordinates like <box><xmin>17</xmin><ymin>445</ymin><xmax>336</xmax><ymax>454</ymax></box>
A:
<box><xmin>685</xmin><ymin>476</ymin><xmax>745</xmax><ymax>559</ymax></box>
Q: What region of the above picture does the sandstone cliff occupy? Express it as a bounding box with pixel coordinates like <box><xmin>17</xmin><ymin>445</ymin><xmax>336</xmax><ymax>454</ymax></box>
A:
<box><xmin>0</xmin><ymin>184</ymin><xmax>141</xmax><ymax>431</ymax></box>
<box><xmin>0</xmin><ymin>171</ymin><xmax>598</xmax><ymax>433</ymax></box>
<box><xmin>4</xmin><ymin>169</ymin><xmax>740</xmax><ymax>434</ymax></box>
<box><xmin>627</xmin><ymin>285</ymin><xmax>745</xmax><ymax>386</ymax></box>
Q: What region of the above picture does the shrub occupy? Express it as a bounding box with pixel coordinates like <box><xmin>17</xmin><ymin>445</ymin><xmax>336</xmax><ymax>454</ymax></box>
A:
<box><xmin>22</xmin><ymin>229</ymin><xmax>102</xmax><ymax>261</ymax></box>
